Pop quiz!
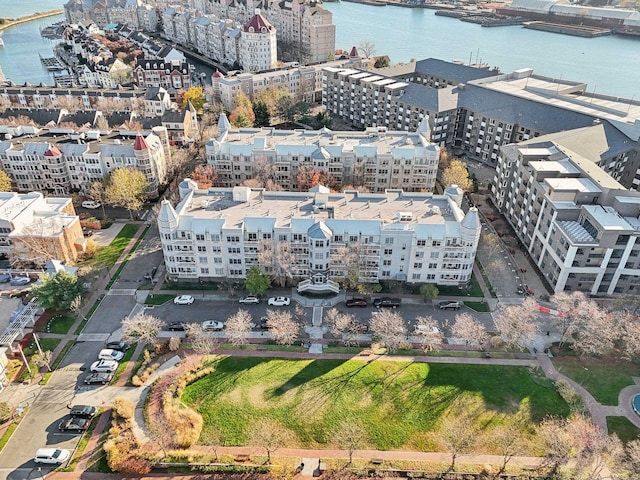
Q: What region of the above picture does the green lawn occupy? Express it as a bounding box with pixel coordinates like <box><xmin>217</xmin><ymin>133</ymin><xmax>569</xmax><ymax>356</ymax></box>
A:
<box><xmin>607</xmin><ymin>416</ymin><xmax>640</xmax><ymax>443</ymax></box>
<box><xmin>24</xmin><ymin>338</ymin><xmax>61</xmax><ymax>356</ymax></box>
<box><xmin>182</xmin><ymin>357</ymin><xmax>568</xmax><ymax>451</ymax></box>
<box><xmin>553</xmin><ymin>357</ymin><xmax>639</xmax><ymax>406</ymax></box>
<box><xmin>464</xmin><ymin>301</ymin><xmax>491</xmax><ymax>312</ymax></box>
<box><xmin>46</xmin><ymin>315</ymin><xmax>75</xmax><ymax>334</ymax></box>
<box><xmin>437</xmin><ymin>273</ymin><xmax>483</xmax><ymax>298</ymax></box>
<box><xmin>83</xmin><ymin>224</ymin><xmax>139</xmax><ymax>268</ymax></box>
<box><xmin>145</xmin><ymin>294</ymin><xmax>175</xmax><ymax>306</ymax></box>
<box><xmin>111</xmin><ymin>343</ymin><xmax>138</xmax><ymax>383</ymax></box>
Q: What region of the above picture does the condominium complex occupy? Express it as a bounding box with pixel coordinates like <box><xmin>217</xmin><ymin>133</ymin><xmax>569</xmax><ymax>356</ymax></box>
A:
<box><xmin>205</xmin><ymin>113</ymin><xmax>440</xmax><ymax>192</ymax></box>
<box><xmin>0</xmin><ymin>128</ymin><xmax>170</xmax><ymax>196</ymax></box>
<box><xmin>494</xmin><ymin>126</ymin><xmax>640</xmax><ymax>295</ymax></box>
<box><xmin>0</xmin><ymin>192</ymin><xmax>84</xmax><ymax>265</ymax></box>
<box><xmin>239</xmin><ymin>12</ymin><xmax>278</xmax><ymax>73</ymax></box>
<box><xmin>211</xmin><ymin>56</ymin><xmax>363</xmax><ymax>112</ymax></box>
<box><xmin>322</xmin><ymin>67</ymin><xmax>459</xmax><ymax>146</ymax></box>
<box><xmin>158</xmin><ymin>179</ymin><xmax>481</xmax><ymax>291</ymax></box>
<box><xmin>64</xmin><ymin>0</ymin><xmax>158</xmax><ymax>31</ymax></box>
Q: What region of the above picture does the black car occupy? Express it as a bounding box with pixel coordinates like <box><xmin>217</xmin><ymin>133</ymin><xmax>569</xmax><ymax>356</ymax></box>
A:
<box><xmin>373</xmin><ymin>297</ymin><xmax>401</xmax><ymax>308</ymax></box>
<box><xmin>69</xmin><ymin>405</ymin><xmax>98</xmax><ymax>418</ymax></box>
<box><xmin>58</xmin><ymin>416</ymin><xmax>91</xmax><ymax>433</ymax></box>
<box><xmin>84</xmin><ymin>372</ymin><xmax>114</xmax><ymax>385</ymax></box>
<box><xmin>346</xmin><ymin>298</ymin><xmax>368</xmax><ymax>308</ymax></box>
<box><xmin>251</xmin><ymin>317</ymin><xmax>269</xmax><ymax>331</ymax></box>
<box><xmin>105</xmin><ymin>341</ymin><xmax>130</xmax><ymax>352</ymax></box>
<box><xmin>166</xmin><ymin>322</ymin><xmax>187</xmax><ymax>331</ymax></box>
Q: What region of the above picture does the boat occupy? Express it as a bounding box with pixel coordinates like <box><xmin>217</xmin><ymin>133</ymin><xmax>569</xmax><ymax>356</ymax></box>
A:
<box><xmin>0</xmin><ymin>37</ymin><xmax>4</xmax><ymax>47</ymax></box>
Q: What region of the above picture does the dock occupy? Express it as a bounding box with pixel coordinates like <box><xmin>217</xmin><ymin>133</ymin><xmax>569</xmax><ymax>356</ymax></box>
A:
<box><xmin>523</xmin><ymin>21</ymin><xmax>611</xmax><ymax>37</ymax></box>
<box><xmin>39</xmin><ymin>54</ymin><xmax>66</xmax><ymax>71</ymax></box>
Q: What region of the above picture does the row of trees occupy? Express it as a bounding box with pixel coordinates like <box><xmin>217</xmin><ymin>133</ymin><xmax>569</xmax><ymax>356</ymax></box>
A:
<box><xmin>228</xmin><ymin>88</ymin><xmax>309</xmax><ymax>128</ymax></box>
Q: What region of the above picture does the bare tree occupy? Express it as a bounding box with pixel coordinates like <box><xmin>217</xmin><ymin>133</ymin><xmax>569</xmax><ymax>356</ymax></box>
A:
<box><xmin>490</xmin><ymin>425</ymin><xmax>525</xmax><ymax>475</ymax></box>
<box><xmin>357</xmin><ymin>40</ymin><xmax>376</xmax><ymax>59</ymax></box>
<box><xmin>122</xmin><ymin>312</ymin><xmax>163</xmax><ymax>344</ymax></box>
<box><xmin>450</xmin><ymin>312</ymin><xmax>488</xmax><ymax>349</ymax></box>
<box><xmin>493</xmin><ymin>298</ymin><xmax>540</xmax><ymax>352</ymax></box>
<box><xmin>148</xmin><ymin>414</ymin><xmax>174</xmax><ymax>459</ymax></box>
<box><xmin>370</xmin><ymin>309</ymin><xmax>409</xmax><ymax>352</ymax></box>
<box><xmin>325</xmin><ymin>308</ymin><xmax>362</xmax><ymax>346</ymax></box>
<box><xmin>331</xmin><ymin>419</ymin><xmax>366</xmax><ymax>465</ymax></box>
<box><xmin>33</xmin><ymin>350</ymin><xmax>52</xmax><ymax>372</ymax></box>
<box><xmin>265</xmin><ymin>309</ymin><xmax>300</xmax><ymax>345</ymax></box>
<box><xmin>618</xmin><ymin>312</ymin><xmax>640</xmax><ymax>362</ymax></box>
<box><xmin>537</xmin><ymin>416</ymin><xmax>573</xmax><ymax>476</ymax></box>
<box><xmin>572</xmin><ymin>303</ymin><xmax>618</xmax><ymax>357</ymax></box>
<box><xmin>200</xmin><ymin>428</ymin><xmax>225</xmax><ymax>462</ymax></box>
<box><xmin>627</xmin><ymin>439</ymin><xmax>640</xmax><ymax>475</ymax></box>
<box><xmin>86</xmin><ymin>180</ymin><xmax>108</xmax><ymax>218</ymax></box>
<box><xmin>437</xmin><ymin>411</ymin><xmax>477</xmax><ymax>472</ymax></box>
<box><xmin>10</xmin><ymin>219</ymin><xmax>72</xmax><ymax>267</ymax></box>
<box><xmin>550</xmin><ymin>291</ymin><xmax>591</xmax><ymax>348</ymax></box>
<box><xmin>252</xmin><ymin>156</ymin><xmax>277</xmax><ymax>187</ymax></box>
<box><xmin>186</xmin><ymin>323</ymin><xmax>217</xmax><ymax>358</ymax></box>
<box><xmin>412</xmin><ymin>315</ymin><xmax>443</xmax><ymax>352</ymax></box>
<box><xmin>225</xmin><ymin>309</ymin><xmax>253</xmax><ymax>347</ymax></box>
<box><xmin>70</xmin><ymin>295</ymin><xmax>86</xmax><ymax>323</ymax></box>
<box><xmin>247</xmin><ymin>419</ymin><xmax>292</xmax><ymax>464</ymax></box>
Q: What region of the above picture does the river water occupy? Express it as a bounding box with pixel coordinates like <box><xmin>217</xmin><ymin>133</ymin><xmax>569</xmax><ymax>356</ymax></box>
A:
<box><xmin>0</xmin><ymin>0</ymin><xmax>638</xmax><ymax>99</ymax></box>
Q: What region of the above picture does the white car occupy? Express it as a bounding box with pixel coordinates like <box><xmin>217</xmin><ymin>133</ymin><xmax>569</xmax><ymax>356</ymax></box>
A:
<box><xmin>81</xmin><ymin>200</ymin><xmax>101</xmax><ymax>209</ymax></box>
<box><xmin>238</xmin><ymin>295</ymin><xmax>260</xmax><ymax>305</ymax></box>
<box><xmin>173</xmin><ymin>295</ymin><xmax>194</xmax><ymax>305</ymax></box>
<box><xmin>98</xmin><ymin>349</ymin><xmax>125</xmax><ymax>361</ymax></box>
<box><xmin>34</xmin><ymin>448</ymin><xmax>71</xmax><ymax>465</ymax></box>
<box><xmin>90</xmin><ymin>359</ymin><xmax>118</xmax><ymax>373</ymax></box>
<box><xmin>202</xmin><ymin>320</ymin><xmax>224</xmax><ymax>331</ymax></box>
<box><xmin>267</xmin><ymin>296</ymin><xmax>290</xmax><ymax>306</ymax></box>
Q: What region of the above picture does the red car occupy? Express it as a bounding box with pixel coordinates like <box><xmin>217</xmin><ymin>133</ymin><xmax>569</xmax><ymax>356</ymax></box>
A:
<box><xmin>346</xmin><ymin>298</ymin><xmax>368</xmax><ymax>308</ymax></box>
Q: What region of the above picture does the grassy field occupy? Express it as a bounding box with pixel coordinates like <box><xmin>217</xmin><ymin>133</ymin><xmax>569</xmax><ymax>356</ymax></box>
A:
<box><xmin>24</xmin><ymin>338</ymin><xmax>61</xmax><ymax>356</ymax></box>
<box><xmin>553</xmin><ymin>357</ymin><xmax>639</xmax><ymax>406</ymax></box>
<box><xmin>145</xmin><ymin>294</ymin><xmax>175</xmax><ymax>306</ymax></box>
<box><xmin>83</xmin><ymin>224</ymin><xmax>139</xmax><ymax>269</ymax></box>
<box><xmin>182</xmin><ymin>357</ymin><xmax>568</xmax><ymax>451</ymax></box>
<box><xmin>607</xmin><ymin>416</ymin><xmax>640</xmax><ymax>443</ymax></box>
<box><xmin>46</xmin><ymin>315</ymin><xmax>75</xmax><ymax>334</ymax></box>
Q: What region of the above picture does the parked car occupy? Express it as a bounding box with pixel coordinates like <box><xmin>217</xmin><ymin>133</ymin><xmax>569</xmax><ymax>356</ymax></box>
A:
<box><xmin>373</xmin><ymin>297</ymin><xmax>401</xmax><ymax>308</ymax></box>
<box><xmin>82</xmin><ymin>228</ymin><xmax>94</xmax><ymax>237</ymax></box>
<box><xmin>267</xmin><ymin>296</ymin><xmax>290</xmax><ymax>306</ymax></box>
<box><xmin>0</xmin><ymin>273</ymin><xmax>11</xmax><ymax>283</ymax></box>
<box><xmin>10</xmin><ymin>276</ymin><xmax>31</xmax><ymax>286</ymax></box>
<box><xmin>34</xmin><ymin>448</ymin><xmax>71</xmax><ymax>465</ymax></box>
<box><xmin>58</xmin><ymin>416</ymin><xmax>91</xmax><ymax>433</ymax></box>
<box><xmin>250</xmin><ymin>317</ymin><xmax>269</xmax><ymax>331</ymax></box>
<box><xmin>90</xmin><ymin>359</ymin><xmax>118</xmax><ymax>373</ymax></box>
<box><xmin>238</xmin><ymin>295</ymin><xmax>260</xmax><ymax>305</ymax></box>
<box><xmin>144</xmin><ymin>266</ymin><xmax>158</xmax><ymax>280</ymax></box>
<box><xmin>69</xmin><ymin>405</ymin><xmax>98</xmax><ymax>418</ymax></box>
<box><xmin>84</xmin><ymin>372</ymin><xmax>114</xmax><ymax>385</ymax></box>
<box><xmin>105</xmin><ymin>341</ymin><xmax>130</xmax><ymax>352</ymax></box>
<box><xmin>98</xmin><ymin>349</ymin><xmax>124</xmax><ymax>361</ymax></box>
<box><xmin>166</xmin><ymin>321</ymin><xmax>187</xmax><ymax>331</ymax></box>
<box><xmin>173</xmin><ymin>295</ymin><xmax>194</xmax><ymax>305</ymax></box>
<box><xmin>202</xmin><ymin>320</ymin><xmax>224</xmax><ymax>331</ymax></box>
<box><xmin>346</xmin><ymin>298</ymin><xmax>368</xmax><ymax>308</ymax></box>
<box><xmin>438</xmin><ymin>301</ymin><xmax>461</xmax><ymax>310</ymax></box>
<box><xmin>81</xmin><ymin>200</ymin><xmax>101</xmax><ymax>209</ymax></box>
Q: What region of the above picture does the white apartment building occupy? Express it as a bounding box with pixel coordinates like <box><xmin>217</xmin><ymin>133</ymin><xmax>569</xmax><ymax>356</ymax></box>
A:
<box><xmin>205</xmin><ymin>113</ymin><xmax>440</xmax><ymax>192</ymax></box>
<box><xmin>64</xmin><ymin>0</ymin><xmax>158</xmax><ymax>31</ymax></box>
<box><xmin>322</xmin><ymin>67</ymin><xmax>459</xmax><ymax>146</ymax></box>
<box><xmin>211</xmin><ymin>57</ymin><xmax>364</xmax><ymax>111</ymax></box>
<box><xmin>494</xmin><ymin>131</ymin><xmax>640</xmax><ymax>295</ymax></box>
<box><xmin>158</xmin><ymin>179</ymin><xmax>481</xmax><ymax>292</ymax></box>
<box><xmin>0</xmin><ymin>128</ymin><xmax>170</xmax><ymax>196</ymax></box>
<box><xmin>239</xmin><ymin>11</ymin><xmax>278</xmax><ymax>73</ymax></box>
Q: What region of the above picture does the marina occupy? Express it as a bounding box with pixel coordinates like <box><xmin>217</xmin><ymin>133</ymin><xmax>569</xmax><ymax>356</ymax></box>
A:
<box><xmin>39</xmin><ymin>54</ymin><xmax>66</xmax><ymax>71</ymax></box>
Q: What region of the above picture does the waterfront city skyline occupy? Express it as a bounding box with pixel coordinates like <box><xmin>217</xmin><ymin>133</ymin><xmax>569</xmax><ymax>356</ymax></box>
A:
<box><xmin>0</xmin><ymin>0</ymin><xmax>638</xmax><ymax>98</ymax></box>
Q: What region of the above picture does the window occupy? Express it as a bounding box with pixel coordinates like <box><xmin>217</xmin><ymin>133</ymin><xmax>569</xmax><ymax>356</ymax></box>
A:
<box><xmin>430</xmin><ymin>252</ymin><xmax>439</xmax><ymax>259</ymax></box>
<box><xmin>412</xmin><ymin>273</ymin><xmax>421</xmax><ymax>280</ymax></box>
<box><xmin>385</xmin><ymin>237</ymin><xmax>393</xmax><ymax>245</ymax></box>
<box><xmin>383</xmin><ymin>259</ymin><xmax>391</xmax><ymax>266</ymax></box>
<box><xmin>197</xmin><ymin>246</ymin><xmax>206</xmax><ymax>252</ymax></box>
<box><xmin>384</xmin><ymin>248</ymin><xmax>393</xmax><ymax>255</ymax></box>
<box><xmin>248</xmin><ymin>233</ymin><xmax>257</xmax><ymax>241</ymax></box>
<box><xmin>428</xmin><ymin>263</ymin><xmax>437</xmax><ymax>269</ymax></box>
<box><xmin>414</xmin><ymin>262</ymin><xmax>423</xmax><ymax>269</ymax></box>
<box><xmin>196</xmin><ymin>234</ymin><xmax>205</xmax><ymax>241</ymax></box>
<box><xmin>228</xmin><ymin>247</ymin><xmax>241</xmax><ymax>254</ymax></box>
<box><xmin>417</xmin><ymin>240</ymin><xmax>426</xmax><ymax>246</ymax></box>
<box><xmin>199</xmin><ymin>257</ymin><xmax>207</xmax><ymax>263</ymax></box>
<box><xmin>200</xmin><ymin>268</ymin><xmax>209</xmax><ymax>274</ymax></box>
<box><xmin>349</xmin><ymin>235</ymin><xmax>358</xmax><ymax>242</ymax></box>
<box><xmin>227</xmin><ymin>235</ymin><xmax>240</xmax><ymax>242</ymax></box>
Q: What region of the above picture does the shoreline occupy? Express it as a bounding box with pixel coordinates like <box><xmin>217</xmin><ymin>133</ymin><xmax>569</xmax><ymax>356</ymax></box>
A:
<box><xmin>0</xmin><ymin>10</ymin><xmax>64</xmax><ymax>33</ymax></box>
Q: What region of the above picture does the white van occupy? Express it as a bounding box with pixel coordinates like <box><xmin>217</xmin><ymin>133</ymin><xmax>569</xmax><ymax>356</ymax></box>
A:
<box><xmin>34</xmin><ymin>448</ymin><xmax>71</xmax><ymax>464</ymax></box>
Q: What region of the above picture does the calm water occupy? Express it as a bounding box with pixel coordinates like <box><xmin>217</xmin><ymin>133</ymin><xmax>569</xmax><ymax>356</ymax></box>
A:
<box><xmin>1</xmin><ymin>0</ymin><xmax>639</xmax><ymax>99</ymax></box>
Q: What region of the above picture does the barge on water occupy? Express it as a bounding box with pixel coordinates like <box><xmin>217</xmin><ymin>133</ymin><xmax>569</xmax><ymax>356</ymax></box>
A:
<box><xmin>523</xmin><ymin>21</ymin><xmax>612</xmax><ymax>37</ymax></box>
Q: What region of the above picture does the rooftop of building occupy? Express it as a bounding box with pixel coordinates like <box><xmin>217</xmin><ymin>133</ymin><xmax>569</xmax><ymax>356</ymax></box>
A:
<box><xmin>170</xmin><ymin>184</ymin><xmax>470</xmax><ymax>239</ymax></box>
<box><xmin>208</xmin><ymin>125</ymin><xmax>437</xmax><ymax>156</ymax></box>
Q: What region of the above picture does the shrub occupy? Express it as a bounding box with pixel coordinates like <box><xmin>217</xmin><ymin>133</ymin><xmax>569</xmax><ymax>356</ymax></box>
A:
<box><xmin>112</xmin><ymin>397</ymin><xmax>135</xmax><ymax>420</ymax></box>
<box><xmin>118</xmin><ymin>455</ymin><xmax>152</xmax><ymax>474</ymax></box>
<box><xmin>555</xmin><ymin>380</ymin><xmax>587</xmax><ymax>413</ymax></box>
<box><xmin>131</xmin><ymin>375</ymin><xmax>143</xmax><ymax>387</ymax></box>
<box><xmin>168</xmin><ymin>337</ymin><xmax>181</xmax><ymax>352</ymax></box>
<box><xmin>166</xmin><ymin>406</ymin><xmax>203</xmax><ymax>448</ymax></box>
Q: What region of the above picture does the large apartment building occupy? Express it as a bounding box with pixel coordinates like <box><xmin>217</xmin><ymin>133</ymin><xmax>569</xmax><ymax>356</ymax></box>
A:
<box><xmin>0</xmin><ymin>128</ymin><xmax>170</xmax><ymax>196</ymax></box>
<box><xmin>0</xmin><ymin>192</ymin><xmax>85</xmax><ymax>265</ymax></box>
<box><xmin>64</xmin><ymin>0</ymin><xmax>158</xmax><ymax>31</ymax></box>
<box><xmin>210</xmin><ymin>56</ymin><xmax>364</xmax><ymax>112</ymax></box>
<box><xmin>322</xmin><ymin>67</ymin><xmax>459</xmax><ymax>146</ymax></box>
<box><xmin>493</xmin><ymin>126</ymin><xmax>640</xmax><ymax>295</ymax></box>
<box><xmin>205</xmin><ymin>113</ymin><xmax>440</xmax><ymax>193</ymax></box>
<box><xmin>158</xmin><ymin>179</ymin><xmax>481</xmax><ymax>291</ymax></box>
